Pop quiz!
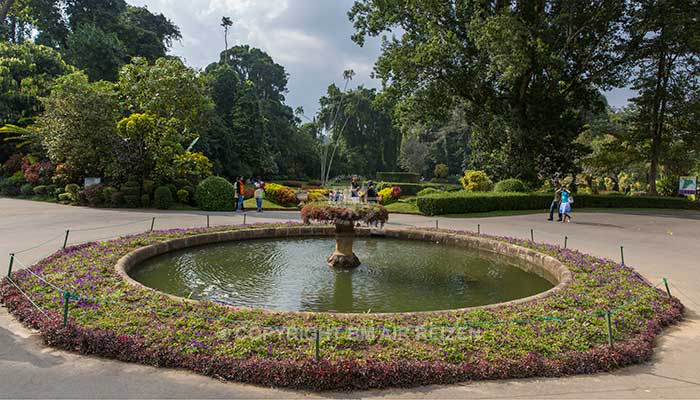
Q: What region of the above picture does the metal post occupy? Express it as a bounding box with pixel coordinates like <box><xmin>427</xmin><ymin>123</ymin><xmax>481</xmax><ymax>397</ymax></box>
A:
<box><xmin>314</xmin><ymin>328</ymin><xmax>320</xmax><ymax>361</ymax></box>
<box><xmin>150</xmin><ymin>217</ymin><xmax>155</xmax><ymax>232</ymax></box>
<box><xmin>62</xmin><ymin>292</ymin><xmax>71</xmax><ymax>327</ymax></box>
<box><xmin>62</xmin><ymin>229</ymin><xmax>70</xmax><ymax>249</ymax></box>
<box><xmin>207</xmin><ymin>215</ymin><xmax>210</xmax><ymax>228</ymax></box>
<box><xmin>663</xmin><ymin>278</ymin><xmax>672</xmax><ymax>298</ymax></box>
<box><xmin>435</xmin><ymin>219</ymin><xmax>439</xmax><ymax>229</ymax></box>
<box><xmin>477</xmin><ymin>224</ymin><xmax>480</xmax><ymax>234</ymax></box>
<box><xmin>7</xmin><ymin>253</ymin><xmax>15</xmax><ymax>277</ymax></box>
<box><xmin>530</xmin><ymin>229</ymin><xmax>534</xmax><ymax>242</ymax></box>
<box><xmin>620</xmin><ymin>246</ymin><xmax>625</xmax><ymax>265</ymax></box>
<box><xmin>605</xmin><ymin>311</ymin><xmax>614</xmax><ymax>347</ymax></box>
<box><xmin>243</xmin><ymin>213</ymin><xmax>247</xmax><ymax>225</ymax></box>
<box><xmin>564</xmin><ymin>236</ymin><xmax>568</xmax><ymax>249</ymax></box>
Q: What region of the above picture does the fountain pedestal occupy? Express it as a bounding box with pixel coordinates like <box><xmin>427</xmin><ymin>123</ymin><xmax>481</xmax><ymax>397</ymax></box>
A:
<box><xmin>327</xmin><ymin>222</ymin><xmax>361</xmax><ymax>268</ymax></box>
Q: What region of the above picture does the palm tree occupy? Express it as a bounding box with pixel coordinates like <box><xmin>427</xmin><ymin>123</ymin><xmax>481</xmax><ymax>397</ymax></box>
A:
<box><xmin>221</xmin><ymin>16</ymin><xmax>233</xmax><ymax>52</ymax></box>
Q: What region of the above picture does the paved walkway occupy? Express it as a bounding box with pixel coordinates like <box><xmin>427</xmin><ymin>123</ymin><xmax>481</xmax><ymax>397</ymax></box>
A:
<box><xmin>1</xmin><ymin>198</ymin><xmax>699</xmax><ymax>398</ymax></box>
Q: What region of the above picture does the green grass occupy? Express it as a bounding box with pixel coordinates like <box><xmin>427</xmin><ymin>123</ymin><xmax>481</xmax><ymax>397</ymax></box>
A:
<box><xmin>385</xmin><ymin>201</ymin><xmax>420</xmax><ymax>214</ymax></box>
<box><xmin>243</xmin><ymin>198</ymin><xmax>296</xmax><ymax>210</ymax></box>
<box><xmin>444</xmin><ymin>207</ymin><xmax>700</xmax><ymax>219</ymax></box>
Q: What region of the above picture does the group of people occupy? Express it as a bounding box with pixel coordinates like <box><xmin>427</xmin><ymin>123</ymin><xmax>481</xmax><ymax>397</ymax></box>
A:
<box><xmin>233</xmin><ymin>176</ymin><xmax>266</xmax><ymax>213</ymax></box>
<box><xmin>548</xmin><ymin>181</ymin><xmax>573</xmax><ymax>223</ymax></box>
<box><xmin>329</xmin><ymin>176</ymin><xmax>379</xmax><ymax>204</ymax></box>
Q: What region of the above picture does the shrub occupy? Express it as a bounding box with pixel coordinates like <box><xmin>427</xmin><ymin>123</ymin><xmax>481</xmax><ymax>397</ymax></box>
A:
<box><xmin>2</xmin><ymin>153</ymin><xmax>24</xmax><ymax>174</ymax></box>
<box><xmin>301</xmin><ymin>203</ymin><xmax>389</xmax><ymax>226</ymax></box>
<box><xmin>416</xmin><ymin>191</ymin><xmax>699</xmax><ymax>216</ymax></box>
<box><xmin>244</xmin><ymin>187</ymin><xmax>255</xmax><ymax>200</ymax></box>
<box><xmin>377</xmin><ymin>172</ymin><xmax>420</xmax><ymax>183</ymax></box>
<box><xmin>183</xmin><ymin>185</ymin><xmax>196</xmax><ymax>205</ymax></box>
<box><xmin>20</xmin><ymin>183</ymin><xmax>34</xmax><ymax>196</ymax></box>
<box><xmin>123</xmin><ymin>195</ymin><xmax>141</xmax><ymax>208</ymax></box>
<box><xmin>154</xmin><ymin>186</ymin><xmax>173</xmax><ymax>209</ymax></box>
<box><xmin>21</xmin><ymin>160</ymin><xmax>53</xmax><ymax>185</ymax></box>
<box><xmin>378</xmin><ymin>186</ymin><xmax>401</xmax><ymax>205</ymax></box>
<box><xmin>33</xmin><ymin>185</ymin><xmax>48</xmax><ymax>196</ymax></box>
<box><xmin>65</xmin><ymin>183</ymin><xmax>80</xmax><ymax>196</ymax></box>
<box><xmin>51</xmin><ymin>163</ymin><xmax>75</xmax><ymax>187</ymax></box>
<box><xmin>176</xmin><ymin>189</ymin><xmax>189</xmax><ymax>204</ymax></box>
<box><xmin>120</xmin><ymin>181</ymin><xmax>141</xmax><ymax>208</ymax></box>
<box><xmin>142</xmin><ymin>180</ymin><xmax>155</xmax><ymax>196</ymax></box>
<box><xmin>264</xmin><ymin>183</ymin><xmax>298</xmax><ymax>207</ymax></box>
<box><xmin>494</xmin><ymin>178</ymin><xmax>527</xmax><ymax>193</ymax></box>
<box><xmin>196</xmin><ymin>176</ymin><xmax>236</xmax><ymax>211</ymax></box>
<box><xmin>417</xmin><ymin>187</ymin><xmax>441</xmax><ymax>197</ymax></box>
<box><xmin>110</xmin><ymin>191</ymin><xmax>124</xmax><ymax>207</ymax></box>
<box><xmin>377</xmin><ymin>182</ymin><xmax>461</xmax><ymax>196</ymax></box>
<box><xmin>101</xmin><ymin>187</ymin><xmax>117</xmax><ymax>205</ymax></box>
<box><xmin>140</xmin><ymin>194</ymin><xmax>150</xmax><ymax>208</ymax></box>
<box><xmin>77</xmin><ymin>184</ymin><xmax>105</xmax><ymax>207</ymax></box>
<box><xmin>45</xmin><ymin>184</ymin><xmax>57</xmax><ymax>198</ymax></box>
<box><xmin>460</xmin><ymin>170</ymin><xmax>493</xmax><ymax>192</ymax></box>
<box><xmin>434</xmin><ymin>164</ymin><xmax>448</xmax><ymax>179</ymax></box>
<box><xmin>58</xmin><ymin>192</ymin><xmax>74</xmax><ymax>202</ymax></box>
<box><xmin>174</xmin><ymin>179</ymin><xmax>191</xmax><ymax>190</ymax></box>
<box><xmin>280</xmin><ymin>180</ymin><xmax>305</xmax><ymax>188</ymax></box>
<box><xmin>166</xmin><ymin>183</ymin><xmax>178</xmax><ymax>198</ymax></box>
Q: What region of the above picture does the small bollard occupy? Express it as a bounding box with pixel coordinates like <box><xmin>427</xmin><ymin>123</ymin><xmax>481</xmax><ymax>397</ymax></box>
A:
<box><xmin>530</xmin><ymin>229</ymin><xmax>534</xmax><ymax>242</ymax></box>
<box><xmin>605</xmin><ymin>311</ymin><xmax>614</xmax><ymax>346</ymax></box>
<box><xmin>663</xmin><ymin>278</ymin><xmax>672</xmax><ymax>298</ymax></box>
<box><xmin>7</xmin><ymin>253</ymin><xmax>15</xmax><ymax>278</ymax></box>
<box><xmin>243</xmin><ymin>213</ymin><xmax>247</xmax><ymax>225</ymax></box>
<box><xmin>62</xmin><ymin>229</ymin><xmax>70</xmax><ymax>249</ymax></box>
<box><xmin>435</xmin><ymin>219</ymin><xmax>439</xmax><ymax>229</ymax></box>
<box><xmin>62</xmin><ymin>292</ymin><xmax>72</xmax><ymax>327</ymax></box>
<box><xmin>477</xmin><ymin>224</ymin><xmax>480</xmax><ymax>234</ymax></box>
<box><xmin>207</xmin><ymin>215</ymin><xmax>210</xmax><ymax>228</ymax></box>
<box><xmin>620</xmin><ymin>246</ymin><xmax>625</xmax><ymax>265</ymax></box>
<box><xmin>564</xmin><ymin>236</ymin><xmax>568</xmax><ymax>249</ymax></box>
<box><xmin>150</xmin><ymin>217</ymin><xmax>156</xmax><ymax>232</ymax></box>
<box><xmin>314</xmin><ymin>328</ymin><xmax>321</xmax><ymax>361</ymax></box>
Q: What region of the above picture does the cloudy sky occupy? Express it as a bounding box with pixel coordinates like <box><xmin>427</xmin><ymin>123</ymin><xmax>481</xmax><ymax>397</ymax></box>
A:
<box><xmin>128</xmin><ymin>0</ymin><xmax>632</xmax><ymax>116</ymax></box>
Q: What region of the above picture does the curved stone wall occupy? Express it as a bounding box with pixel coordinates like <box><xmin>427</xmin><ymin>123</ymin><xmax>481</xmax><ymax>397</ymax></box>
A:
<box><xmin>116</xmin><ymin>226</ymin><xmax>572</xmax><ymax>315</ymax></box>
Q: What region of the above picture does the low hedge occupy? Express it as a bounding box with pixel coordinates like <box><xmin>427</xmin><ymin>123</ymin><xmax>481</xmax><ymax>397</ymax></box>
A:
<box><xmin>378</xmin><ymin>182</ymin><xmax>461</xmax><ymax>196</ymax></box>
<box><xmin>417</xmin><ymin>191</ymin><xmax>700</xmax><ymax>216</ymax></box>
<box><xmin>196</xmin><ymin>176</ymin><xmax>236</xmax><ymax>211</ymax></box>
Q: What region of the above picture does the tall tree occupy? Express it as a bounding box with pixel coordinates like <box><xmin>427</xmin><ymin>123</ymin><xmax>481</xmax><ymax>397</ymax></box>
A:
<box><xmin>349</xmin><ymin>0</ymin><xmax>628</xmax><ymax>183</ymax></box>
<box><xmin>221</xmin><ymin>16</ymin><xmax>232</xmax><ymax>52</ymax></box>
<box><xmin>626</xmin><ymin>0</ymin><xmax>700</xmax><ymax>194</ymax></box>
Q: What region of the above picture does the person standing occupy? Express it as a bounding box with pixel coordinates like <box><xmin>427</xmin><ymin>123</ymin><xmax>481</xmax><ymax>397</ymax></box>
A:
<box><xmin>233</xmin><ymin>176</ymin><xmax>239</xmax><ymax>210</ymax></box>
<box><xmin>236</xmin><ymin>176</ymin><xmax>245</xmax><ymax>212</ymax></box>
<box><xmin>548</xmin><ymin>181</ymin><xmax>562</xmax><ymax>221</ymax></box>
<box><xmin>559</xmin><ymin>186</ymin><xmax>573</xmax><ymax>223</ymax></box>
<box><xmin>350</xmin><ymin>175</ymin><xmax>360</xmax><ymax>203</ymax></box>
<box><xmin>254</xmin><ymin>181</ymin><xmax>264</xmax><ymax>212</ymax></box>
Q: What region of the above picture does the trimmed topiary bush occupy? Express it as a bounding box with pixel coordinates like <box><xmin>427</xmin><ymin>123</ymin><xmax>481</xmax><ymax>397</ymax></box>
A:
<box><xmin>417</xmin><ymin>187</ymin><xmax>441</xmax><ymax>197</ymax></box>
<box><xmin>494</xmin><ymin>178</ymin><xmax>527</xmax><ymax>193</ymax></box>
<box><xmin>434</xmin><ymin>164</ymin><xmax>448</xmax><ymax>179</ymax></box>
<box><xmin>196</xmin><ymin>176</ymin><xmax>235</xmax><ymax>211</ymax></box>
<box><xmin>459</xmin><ymin>170</ymin><xmax>493</xmax><ymax>192</ymax></box>
<box><xmin>154</xmin><ymin>186</ymin><xmax>173</xmax><ymax>209</ymax></box>
<box><xmin>264</xmin><ymin>183</ymin><xmax>298</xmax><ymax>207</ymax></box>
<box><xmin>57</xmin><ymin>192</ymin><xmax>73</xmax><ymax>202</ymax></box>
<box><xmin>77</xmin><ymin>185</ymin><xmax>105</xmax><ymax>207</ymax></box>
<box><xmin>140</xmin><ymin>194</ymin><xmax>150</xmax><ymax>208</ymax></box>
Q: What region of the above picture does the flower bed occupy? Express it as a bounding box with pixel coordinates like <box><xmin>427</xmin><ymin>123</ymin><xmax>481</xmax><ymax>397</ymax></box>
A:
<box><xmin>0</xmin><ymin>223</ymin><xmax>682</xmax><ymax>391</ymax></box>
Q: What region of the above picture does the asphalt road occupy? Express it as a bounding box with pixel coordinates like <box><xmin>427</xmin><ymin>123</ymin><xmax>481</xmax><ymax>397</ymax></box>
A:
<box><xmin>1</xmin><ymin>198</ymin><xmax>699</xmax><ymax>399</ymax></box>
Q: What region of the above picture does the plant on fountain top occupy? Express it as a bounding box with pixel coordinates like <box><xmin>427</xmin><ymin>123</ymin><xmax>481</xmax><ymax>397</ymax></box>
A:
<box><xmin>301</xmin><ymin>203</ymin><xmax>389</xmax><ymax>226</ymax></box>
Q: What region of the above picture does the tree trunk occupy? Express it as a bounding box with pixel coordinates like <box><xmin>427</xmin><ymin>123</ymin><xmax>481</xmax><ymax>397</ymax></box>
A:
<box><xmin>647</xmin><ymin>47</ymin><xmax>669</xmax><ymax>196</ymax></box>
<box><xmin>0</xmin><ymin>0</ymin><xmax>14</xmax><ymax>22</ymax></box>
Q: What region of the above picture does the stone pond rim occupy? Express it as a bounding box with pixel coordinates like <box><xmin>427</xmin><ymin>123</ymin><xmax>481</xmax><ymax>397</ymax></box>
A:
<box><xmin>115</xmin><ymin>225</ymin><xmax>573</xmax><ymax>317</ymax></box>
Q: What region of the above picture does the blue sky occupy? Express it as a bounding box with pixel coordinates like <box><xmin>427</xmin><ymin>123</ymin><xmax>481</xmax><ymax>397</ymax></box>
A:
<box><xmin>129</xmin><ymin>0</ymin><xmax>632</xmax><ymax>116</ymax></box>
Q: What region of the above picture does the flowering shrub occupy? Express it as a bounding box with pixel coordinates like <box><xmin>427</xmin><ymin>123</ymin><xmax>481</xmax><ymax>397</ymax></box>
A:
<box><xmin>22</xmin><ymin>159</ymin><xmax>54</xmax><ymax>185</ymax></box>
<box><xmin>378</xmin><ymin>186</ymin><xmax>401</xmax><ymax>205</ymax></box>
<box><xmin>264</xmin><ymin>183</ymin><xmax>298</xmax><ymax>207</ymax></box>
<box><xmin>2</xmin><ymin>153</ymin><xmax>23</xmax><ymax>174</ymax></box>
<box><xmin>301</xmin><ymin>204</ymin><xmax>389</xmax><ymax>226</ymax></box>
<box><xmin>460</xmin><ymin>170</ymin><xmax>493</xmax><ymax>192</ymax></box>
<box><xmin>0</xmin><ymin>224</ymin><xmax>682</xmax><ymax>391</ymax></box>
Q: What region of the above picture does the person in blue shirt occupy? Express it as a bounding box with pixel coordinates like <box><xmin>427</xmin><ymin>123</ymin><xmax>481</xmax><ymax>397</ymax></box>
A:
<box><xmin>559</xmin><ymin>187</ymin><xmax>573</xmax><ymax>223</ymax></box>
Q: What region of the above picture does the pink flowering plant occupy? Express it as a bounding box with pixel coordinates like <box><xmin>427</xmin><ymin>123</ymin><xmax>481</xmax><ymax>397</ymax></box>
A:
<box><xmin>0</xmin><ymin>223</ymin><xmax>683</xmax><ymax>390</ymax></box>
<box><xmin>301</xmin><ymin>203</ymin><xmax>389</xmax><ymax>227</ymax></box>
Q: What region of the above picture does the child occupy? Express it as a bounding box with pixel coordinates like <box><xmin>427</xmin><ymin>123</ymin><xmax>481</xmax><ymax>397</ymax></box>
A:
<box><xmin>254</xmin><ymin>182</ymin><xmax>264</xmax><ymax>212</ymax></box>
<box><xmin>559</xmin><ymin>187</ymin><xmax>573</xmax><ymax>223</ymax></box>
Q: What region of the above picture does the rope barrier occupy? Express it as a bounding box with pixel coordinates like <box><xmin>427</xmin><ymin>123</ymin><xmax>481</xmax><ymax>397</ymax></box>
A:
<box><xmin>5</xmin><ymin>276</ymin><xmax>52</xmax><ymax>321</ymax></box>
<box><xmin>71</xmin><ymin>218</ymin><xmax>153</xmax><ymax>233</ymax></box>
<box><xmin>12</xmin><ymin>231</ymin><xmax>66</xmax><ymax>255</ymax></box>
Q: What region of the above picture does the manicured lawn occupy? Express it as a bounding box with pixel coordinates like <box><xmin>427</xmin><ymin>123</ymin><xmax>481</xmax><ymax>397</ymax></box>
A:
<box><xmin>243</xmin><ymin>198</ymin><xmax>296</xmax><ymax>210</ymax></box>
<box><xmin>384</xmin><ymin>201</ymin><xmax>420</xmax><ymax>214</ymax></box>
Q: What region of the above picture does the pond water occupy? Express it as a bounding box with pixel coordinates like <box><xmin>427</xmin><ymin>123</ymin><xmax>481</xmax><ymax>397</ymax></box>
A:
<box><xmin>131</xmin><ymin>237</ymin><xmax>553</xmax><ymax>313</ymax></box>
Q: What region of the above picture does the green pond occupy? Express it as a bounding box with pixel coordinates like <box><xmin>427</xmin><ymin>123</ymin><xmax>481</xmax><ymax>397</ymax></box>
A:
<box><xmin>132</xmin><ymin>237</ymin><xmax>553</xmax><ymax>313</ymax></box>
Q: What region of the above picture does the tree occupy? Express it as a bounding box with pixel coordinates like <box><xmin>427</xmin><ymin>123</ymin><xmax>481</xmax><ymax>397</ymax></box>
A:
<box><xmin>399</xmin><ymin>136</ymin><xmax>428</xmax><ymax>175</ymax></box>
<box><xmin>221</xmin><ymin>16</ymin><xmax>232</xmax><ymax>52</ymax></box>
<box><xmin>37</xmin><ymin>71</ymin><xmax>118</xmax><ymax>178</ymax></box>
<box><xmin>626</xmin><ymin>0</ymin><xmax>700</xmax><ymax>194</ymax></box>
<box><xmin>64</xmin><ymin>24</ymin><xmax>127</xmax><ymax>81</ymax></box>
<box><xmin>230</xmin><ymin>81</ymin><xmax>275</xmax><ymax>176</ymax></box>
<box><xmin>349</xmin><ymin>0</ymin><xmax>628</xmax><ymax>183</ymax></box>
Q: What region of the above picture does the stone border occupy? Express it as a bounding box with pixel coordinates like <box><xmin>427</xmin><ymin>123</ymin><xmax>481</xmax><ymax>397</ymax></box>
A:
<box><xmin>117</xmin><ymin>226</ymin><xmax>572</xmax><ymax>317</ymax></box>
